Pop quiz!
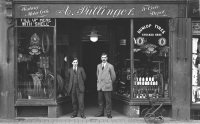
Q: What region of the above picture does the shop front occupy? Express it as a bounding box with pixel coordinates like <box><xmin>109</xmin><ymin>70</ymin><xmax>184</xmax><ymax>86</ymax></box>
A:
<box><xmin>0</xmin><ymin>0</ymin><xmax>191</xmax><ymax>119</ymax></box>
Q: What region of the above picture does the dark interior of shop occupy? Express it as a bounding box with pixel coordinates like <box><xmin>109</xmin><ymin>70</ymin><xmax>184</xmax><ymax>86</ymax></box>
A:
<box><xmin>56</xmin><ymin>18</ymin><xmax>130</xmax><ymax>102</ymax></box>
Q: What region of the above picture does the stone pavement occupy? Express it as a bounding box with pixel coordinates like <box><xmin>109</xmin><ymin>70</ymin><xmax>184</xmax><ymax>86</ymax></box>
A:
<box><xmin>1</xmin><ymin>117</ymin><xmax>200</xmax><ymax>124</ymax></box>
<box><xmin>1</xmin><ymin>94</ymin><xmax>199</xmax><ymax>124</ymax></box>
<box><xmin>0</xmin><ymin>105</ymin><xmax>199</xmax><ymax>124</ymax></box>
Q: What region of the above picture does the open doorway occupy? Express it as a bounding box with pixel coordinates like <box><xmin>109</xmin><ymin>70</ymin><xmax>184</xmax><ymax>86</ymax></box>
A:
<box><xmin>82</xmin><ymin>41</ymin><xmax>110</xmax><ymax>94</ymax></box>
<box><xmin>56</xmin><ymin>19</ymin><xmax>130</xmax><ymax>114</ymax></box>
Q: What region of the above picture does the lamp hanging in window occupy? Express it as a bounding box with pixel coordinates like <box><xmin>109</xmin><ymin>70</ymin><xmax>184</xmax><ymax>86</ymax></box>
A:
<box><xmin>88</xmin><ymin>28</ymin><xmax>101</xmax><ymax>42</ymax></box>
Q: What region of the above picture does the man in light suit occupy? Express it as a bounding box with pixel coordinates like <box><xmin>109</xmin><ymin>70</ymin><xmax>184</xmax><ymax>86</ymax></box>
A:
<box><xmin>67</xmin><ymin>58</ymin><xmax>86</xmax><ymax>118</ymax></box>
<box><xmin>95</xmin><ymin>53</ymin><xmax>116</xmax><ymax>118</ymax></box>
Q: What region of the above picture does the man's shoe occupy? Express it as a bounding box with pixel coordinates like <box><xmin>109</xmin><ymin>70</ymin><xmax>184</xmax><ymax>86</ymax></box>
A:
<box><xmin>80</xmin><ymin>114</ymin><xmax>86</xmax><ymax>119</ymax></box>
<box><xmin>71</xmin><ymin>114</ymin><xmax>77</xmax><ymax>118</ymax></box>
<box><xmin>95</xmin><ymin>113</ymin><xmax>104</xmax><ymax>117</ymax></box>
<box><xmin>107</xmin><ymin>114</ymin><xmax>112</xmax><ymax>118</ymax></box>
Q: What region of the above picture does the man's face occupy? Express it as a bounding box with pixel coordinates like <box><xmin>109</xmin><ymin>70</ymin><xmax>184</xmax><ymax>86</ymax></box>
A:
<box><xmin>72</xmin><ymin>60</ymin><xmax>78</xmax><ymax>67</ymax></box>
<box><xmin>101</xmin><ymin>55</ymin><xmax>108</xmax><ymax>63</ymax></box>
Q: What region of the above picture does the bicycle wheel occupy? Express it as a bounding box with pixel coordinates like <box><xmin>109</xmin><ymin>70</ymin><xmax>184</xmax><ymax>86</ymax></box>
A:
<box><xmin>146</xmin><ymin>107</ymin><xmax>155</xmax><ymax>114</ymax></box>
<box><xmin>144</xmin><ymin>113</ymin><xmax>155</xmax><ymax>123</ymax></box>
<box><xmin>141</xmin><ymin>108</ymin><xmax>149</xmax><ymax>117</ymax></box>
<box><xmin>155</xmin><ymin>116</ymin><xmax>164</xmax><ymax>123</ymax></box>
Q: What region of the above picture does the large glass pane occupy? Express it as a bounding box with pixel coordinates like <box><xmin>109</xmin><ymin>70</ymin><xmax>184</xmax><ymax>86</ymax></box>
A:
<box><xmin>56</xmin><ymin>21</ymin><xmax>69</xmax><ymax>98</ymax></box>
<box><xmin>113</xmin><ymin>20</ymin><xmax>131</xmax><ymax>99</ymax></box>
<box><xmin>192</xmin><ymin>22</ymin><xmax>200</xmax><ymax>104</ymax></box>
<box><xmin>192</xmin><ymin>37</ymin><xmax>200</xmax><ymax>103</ymax></box>
<box><xmin>133</xmin><ymin>19</ymin><xmax>169</xmax><ymax>99</ymax></box>
<box><xmin>17</xmin><ymin>27</ymin><xmax>55</xmax><ymax>99</ymax></box>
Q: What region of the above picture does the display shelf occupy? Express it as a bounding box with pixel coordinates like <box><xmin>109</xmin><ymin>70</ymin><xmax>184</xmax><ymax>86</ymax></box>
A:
<box><xmin>191</xmin><ymin>103</ymin><xmax>200</xmax><ymax>110</ymax></box>
<box><xmin>15</xmin><ymin>99</ymin><xmax>56</xmax><ymax>106</ymax></box>
<box><xmin>113</xmin><ymin>93</ymin><xmax>171</xmax><ymax>105</ymax></box>
<box><xmin>129</xmin><ymin>98</ymin><xmax>171</xmax><ymax>106</ymax></box>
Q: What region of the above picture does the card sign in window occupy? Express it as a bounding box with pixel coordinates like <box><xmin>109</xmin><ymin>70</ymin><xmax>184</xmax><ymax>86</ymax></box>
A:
<box><xmin>17</xmin><ymin>18</ymin><xmax>55</xmax><ymax>27</ymax></box>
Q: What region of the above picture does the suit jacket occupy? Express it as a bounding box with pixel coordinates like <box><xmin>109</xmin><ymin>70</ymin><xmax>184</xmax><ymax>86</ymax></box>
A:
<box><xmin>97</xmin><ymin>62</ymin><xmax>116</xmax><ymax>91</ymax></box>
<box><xmin>67</xmin><ymin>66</ymin><xmax>86</xmax><ymax>94</ymax></box>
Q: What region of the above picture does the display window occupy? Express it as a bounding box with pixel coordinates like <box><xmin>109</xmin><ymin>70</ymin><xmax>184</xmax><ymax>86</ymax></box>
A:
<box><xmin>16</xmin><ymin>19</ymin><xmax>56</xmax><ymax>99</ymax></box>
<box><xmin>192</xmin><ymin>22</ymin><xmax>200</xmax><ymax>104</ymax></box>
<box><xmin>113</xmin><ymin>22</ymin><xmax>130</xmax><ymax>98</ymax></box>
<box><xmin>15</xmin><ymin>18</ymin><xmax>170</xmax><ymax>101</ymax></box>
<box><xmin>133</xmin><ymin>19</ymin><xmax>169</xmax><ymax>99</ymax></box>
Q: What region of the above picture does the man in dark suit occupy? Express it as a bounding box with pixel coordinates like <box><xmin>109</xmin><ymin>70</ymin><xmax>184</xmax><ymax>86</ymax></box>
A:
<box><xmin>95</xmin><ymin>53</ymin><xmax>116</xmax><ymax>118</ymax></box>
<box><xmin>67</xmin><ymin>58</ymin><xmax>86</xmax><ymax>118</ymax></box>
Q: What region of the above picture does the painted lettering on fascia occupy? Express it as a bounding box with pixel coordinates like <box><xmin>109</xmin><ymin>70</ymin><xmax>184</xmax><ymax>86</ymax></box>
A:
<box><xmin>18</xmin><ymin>5</ymin><xmax>49</xmax><ymax>17</ymax></box>
<box><xmin>56</xmin><ymin>5</ymin><xmax>135</xmax><ymax>17</ymax></box>
<box><xmin>142</xmin><ymin>5</ymin><xmax>167</xmax><ymax>16</ymax></box>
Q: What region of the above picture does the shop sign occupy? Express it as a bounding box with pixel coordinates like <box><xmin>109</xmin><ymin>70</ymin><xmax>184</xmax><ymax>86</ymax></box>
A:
<box><xmin>29</xmin><ymin>33</ymin><xmax>41</xmax><ymax>55</ymax></box>
<box><xmin>158</xmin><ymin>37</ymin><xmax>167</xmax><ymax>46</ymax></box>
<box><xmin>14</xmin><ymin>4</ymin><xmax>178</xmax><ymax>18</ymax></box>
<box><xmin>17</xmin><ymin>18</ymin><xmax>55</xmax><ymax>27</ymax></box>
<box><xmin>137</xmin><ymin>24</ymin><xmax>166</xmax><ymax>37</ymax></box>
<box><xmin>192</xmin><ymin>22</ymin><xmax>200</xmax><ymax>35</ymax></box>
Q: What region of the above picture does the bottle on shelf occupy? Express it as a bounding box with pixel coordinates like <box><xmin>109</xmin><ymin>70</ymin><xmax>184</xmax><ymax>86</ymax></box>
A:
<box><xmin>149</xmin><ymin>77</ymin><xmax>152</xmax><ymax>82</ymax></box>
<box><xmin>155</xmin><ymin>81</ymin><xmax>158</xmax><ymax>85</ymax></box>
<box><xmin>136</xmin><ymin>77</ymin><xmax>138</xmax><ymax>85</ymax></box>
<box><xmin>141</xmin><ymin>77</ymin><xmax>144</xmax><ymax>85</ymax></box>
<box><xmin>145</xmin><ymin>77</ymin><xmax>148</xmax><ymax>85</ymax></box>
<box><xmin>138</xmin><ymin>77</ymin><xmax>141</xmax><ymax>85</ymax></box>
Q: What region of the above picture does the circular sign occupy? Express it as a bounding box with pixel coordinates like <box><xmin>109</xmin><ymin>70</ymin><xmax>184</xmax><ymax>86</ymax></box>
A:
<box><xmin>158</xmin><ymin>37</ymin><xmax>167</xmax><ymax>46</ymax></box>
<box><xmin>29</xmin><ymin>33</ymin><xmax>41</xmax><ymax>55</ymax></box>
<box><xmin>136</xmin><ymin>37</ymin><xmax>145</xmax><ymax>46</ymax></box>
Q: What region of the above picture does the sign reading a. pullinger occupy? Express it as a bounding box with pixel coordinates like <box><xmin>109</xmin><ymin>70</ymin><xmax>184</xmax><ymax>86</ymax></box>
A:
<box><xmin>14</xmin><ymin>4</ymin><xmax>178</xmax><ymax>18</ymax></box>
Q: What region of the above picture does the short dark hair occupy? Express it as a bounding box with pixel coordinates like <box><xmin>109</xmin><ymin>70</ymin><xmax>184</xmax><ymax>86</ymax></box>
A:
<box><xmin>101</xmin><ymin>52</ymin><xmax>108</xmax><ymax>57</ymax></box>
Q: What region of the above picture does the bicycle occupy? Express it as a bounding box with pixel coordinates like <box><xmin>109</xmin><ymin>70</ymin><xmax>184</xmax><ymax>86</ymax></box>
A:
<box><xmin>142</xmin><ymin>95</ymin><xmax>165</xmax><ymax>123</ymax></box>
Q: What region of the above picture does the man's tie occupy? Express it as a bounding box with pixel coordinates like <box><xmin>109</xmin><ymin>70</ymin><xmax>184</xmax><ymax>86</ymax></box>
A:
<box><xmin>74</xmin><ymin>67</ymin><xmax>77</xmax><ymax>73</ymax></box>
<box><xmin>102</xmin><ymin>65</ymin><xmax>104</xmax><ymax>70</ymax></box>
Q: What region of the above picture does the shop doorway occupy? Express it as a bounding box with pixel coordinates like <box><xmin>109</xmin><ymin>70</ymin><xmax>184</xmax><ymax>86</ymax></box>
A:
<box><xmin>56</xmin><ymin>18</ymin><xmax>130</xmax><ymax>116</ymax></box>
<box><xmin>82</xmin><ymin>41</ymin><xmax>110</xmax><ymax>95</ymax></box>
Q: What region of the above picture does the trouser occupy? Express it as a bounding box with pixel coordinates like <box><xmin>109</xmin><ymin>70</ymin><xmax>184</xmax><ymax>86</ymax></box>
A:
<box><xmin>97</xmin><ymin>90</ymin><xmax>112</xmax><ymax>115</ymax></box>
<box><xmin>71</xmin><ymin>86</ymin><xmax>84</xmax><ymax>115</ymax></box>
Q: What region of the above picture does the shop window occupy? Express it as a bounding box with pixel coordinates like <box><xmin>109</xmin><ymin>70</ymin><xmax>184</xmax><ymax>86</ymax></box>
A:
<box><xmin>114</xmin><ymin>40</ymin><xmax>131</xmax><ymax>98</ymax></box>
<box><xmin>133</xmin><ymin>19</ymin><xmax>169</xmax><ymax>99</ymax></box>
<box><xmin>192</xmin><ymin>35</ymin><xmax>200</xmax><ymax>104</ymax></box>
<box><xmin>56</xmin><ymin>21</ymin><xmax>70</xmax><ymax>98</ymax></box>
<box><xmin>113</xmin><ymin>20</ymin><xmax>131</xmax><ymax>99</ymax></box>
<box><xmin>17</xmin><ymin>26</ymin><xmax>55</xmax><ymax>99</ymax></box>
<box><xmin>192</xmin><ymin>22</ymin><xmax>200</xmax><ymax>104</ymax></box>
<box><xmin>192</xmin><ymin>37</ymin><xmax>200</xmax><ymax>103</ymax></box>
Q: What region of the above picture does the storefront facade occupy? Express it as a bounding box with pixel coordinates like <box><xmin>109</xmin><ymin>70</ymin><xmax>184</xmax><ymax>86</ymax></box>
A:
<box><xmin>0</xmin><ymin>0</ymin><xmax>192</xmax><ymax>120</ymax></box>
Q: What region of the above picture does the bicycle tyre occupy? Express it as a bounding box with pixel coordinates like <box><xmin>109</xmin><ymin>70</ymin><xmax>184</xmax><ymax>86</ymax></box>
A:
<box><xmin>144</xmin><ymin>113</ymin><xmax>155</xmax><ymax>123</ymax></box>
<box><xmin>141</xmin><ymin>108</ymin><xmax>149</xmax><ymax>116</ymax></box>
<box><xmin>155</xmin><ymin>116</ymin><xmax>164</xmax><ymax>123</ymax></box>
